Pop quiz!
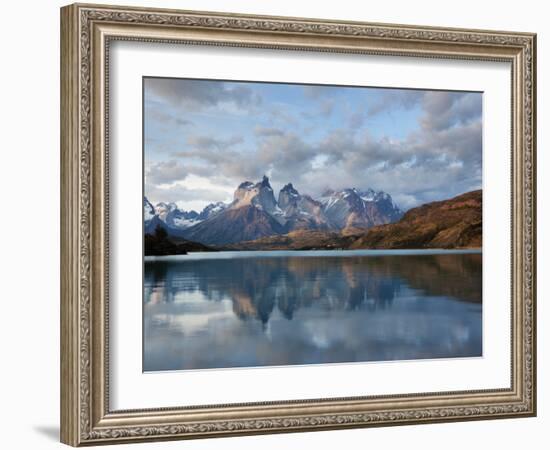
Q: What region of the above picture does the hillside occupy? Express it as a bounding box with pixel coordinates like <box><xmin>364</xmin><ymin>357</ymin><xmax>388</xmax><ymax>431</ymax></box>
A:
<box><xmin>350</xmin><ymin>190</ymin><xmax>482</xmax><ymax>249</ymax></box>
<box><xmin>225</xmin><ymin>229</ymin><xmax>358</xmax><ymax>251</ymax></box>
<box><xmin>184</xmin><ymin>204</ymin><xmax>286</xmax><ymax>246</ymax></box>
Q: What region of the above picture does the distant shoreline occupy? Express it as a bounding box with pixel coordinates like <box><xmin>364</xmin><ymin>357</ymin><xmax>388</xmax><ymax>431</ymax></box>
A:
<box><xmin>144</xmin><ymin>247</ymin><xmax>482</xmax><ymax>262</ymax></box>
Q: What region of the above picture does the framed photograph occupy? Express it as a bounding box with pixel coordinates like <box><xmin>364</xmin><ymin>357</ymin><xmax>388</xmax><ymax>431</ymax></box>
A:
<box><xmin>60</xmin><ymin>3</ymin><xmax>536</xmax><ymax>446</ymax></box>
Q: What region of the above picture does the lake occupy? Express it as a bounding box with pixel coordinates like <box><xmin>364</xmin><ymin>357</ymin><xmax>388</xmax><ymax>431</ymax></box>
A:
<box><xmin>143</xmin><ymin>250</ymin><xmax>482</xmax><ymax>372</ymax></box>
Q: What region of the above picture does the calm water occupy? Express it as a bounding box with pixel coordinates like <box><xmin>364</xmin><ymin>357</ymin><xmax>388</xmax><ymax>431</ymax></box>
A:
<box><xmin>143</xmin><ymin>250</ymin><xmax>482</xmax><ymax>372</ymax></box>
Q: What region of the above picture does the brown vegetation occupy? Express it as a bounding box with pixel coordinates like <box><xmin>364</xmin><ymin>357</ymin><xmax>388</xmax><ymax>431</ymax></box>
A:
<box><xmin>350</xmin><ymin>190</ymin><xmax>482</xmax><ymax>250</ymax></box>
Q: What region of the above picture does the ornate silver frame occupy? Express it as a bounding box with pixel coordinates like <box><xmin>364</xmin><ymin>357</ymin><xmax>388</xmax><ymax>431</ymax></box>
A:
<box><xmin>60</xmin><ymin>3</ymin><xmax>536</xmax><ymax>446</ymax></box>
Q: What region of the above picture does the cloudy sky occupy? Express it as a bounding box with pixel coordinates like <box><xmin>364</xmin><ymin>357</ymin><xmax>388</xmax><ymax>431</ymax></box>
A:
<box><xmin>144</xmin><ymin>77</ymin><xmax>482</xmax><ymax>212</ymax></box>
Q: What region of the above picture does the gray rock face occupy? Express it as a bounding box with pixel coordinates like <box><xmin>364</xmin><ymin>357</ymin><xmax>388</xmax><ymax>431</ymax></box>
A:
<box><xmin>319</xmin><ymin>188</ymin><xmax>403</xmax><ymax>230</ymax></box>
<box><xmin>278</xmin><ymin>183</ymin><xmax>330</xmax><ymax>231</ymax></box>
<box><xmin>278</xmin><ymin>183</ymin><xmax>300</xmax><ymax>210</ymax></box>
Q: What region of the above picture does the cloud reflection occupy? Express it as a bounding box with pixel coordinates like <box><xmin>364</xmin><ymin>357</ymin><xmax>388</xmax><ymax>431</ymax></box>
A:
<box><xmin>144</xmin><ymin>253</ymin><xmax>482</xmax><ymax>371</ymax></box>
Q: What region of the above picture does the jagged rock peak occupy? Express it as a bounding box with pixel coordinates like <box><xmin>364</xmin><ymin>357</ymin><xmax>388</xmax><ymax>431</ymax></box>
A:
<box><xmin>233</xmin><ymin>175</ymin><xmax>278</xmax><ymax>215</ymax></box>
<box><xmin>238</xmin><ymin>181</ymin><xmax>254</xmax><ymax>189</ymax></box>
<box><xmin>281</xmin><ymin>183</ymin><xmax>298</xmax><ymax>193</ymax></box>
<box><xmin>238</xmin><ymin>175</ymin><xmax>272</xmax><ymax>190</ymax></box>
<box><xmin>144</xmin><ymin>197</ymin><xmax>155</xmax><ymax>223</ymax></box>
<box><xmin>278</xmin><ymin>183</ymin><xmax>301</xmax><ymax>211</ymax></box>
<box><xmin>198</xmin><ymin>201</ymin><xmax>227</xmax><ymax>220</ymax></box>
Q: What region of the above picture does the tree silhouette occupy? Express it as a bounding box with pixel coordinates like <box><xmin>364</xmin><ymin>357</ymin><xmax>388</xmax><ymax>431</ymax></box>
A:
<box><xmin>154</xmin><ymin>224</ymin><xmax>167</xmax><ymax>240</ymax></box>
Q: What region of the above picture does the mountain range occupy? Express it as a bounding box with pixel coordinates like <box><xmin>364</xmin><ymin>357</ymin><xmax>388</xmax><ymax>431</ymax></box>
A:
<box><xmin>144</xmin><ymin>176</ymin><xmax>403</xmax><ymax>246</ymax></box>
<box><xmin>224</xmin><ymin>190</ymin><xmax>482</xmax><ymax>251</ymax></box>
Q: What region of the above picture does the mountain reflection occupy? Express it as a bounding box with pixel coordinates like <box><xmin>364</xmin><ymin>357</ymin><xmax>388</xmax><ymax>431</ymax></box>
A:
<box><xmin>144</xmin><ymin>252</ymin><xmax>482</xmax><ymax>371</ymax></box>
<box><xmin>144</xmin><ymin>253</ymin><xmax>481</xmax><ymax>326</ymax></box>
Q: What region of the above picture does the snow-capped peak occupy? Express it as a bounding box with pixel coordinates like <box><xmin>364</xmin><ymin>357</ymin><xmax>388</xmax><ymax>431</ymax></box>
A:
<box><xmin>198</xmin><ymin>201</ymin><xmax>228</xmax><ymax>220</ymax></box>
<box><xmin>145</xmin><ymin>200</ymin><xmax>204</xmax><ymax>230</ymax></box>
<box><xmin>359</xmin><ymin>188</ymin><xmax>376</xmax><ymax>202</ymax></box>
<box><xmin>374</xmin><ymin>191</ymin><xmax>391</xmax><ymax>202</ymax></box>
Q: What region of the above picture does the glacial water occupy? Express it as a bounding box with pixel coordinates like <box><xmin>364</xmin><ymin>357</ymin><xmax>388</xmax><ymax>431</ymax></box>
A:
<box><xmin>143</xmin><ymin>250</ymin><xmax>482</xmax><ymax>371</ymax></box>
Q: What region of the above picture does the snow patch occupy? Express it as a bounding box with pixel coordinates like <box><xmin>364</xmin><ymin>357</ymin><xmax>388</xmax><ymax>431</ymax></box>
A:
<box><xmin>172</xmin><ymin>217</ymin><xmax>202</xmax><ymax>228</ymax></box>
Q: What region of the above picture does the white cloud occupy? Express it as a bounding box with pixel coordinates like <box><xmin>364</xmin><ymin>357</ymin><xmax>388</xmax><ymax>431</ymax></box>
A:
<box><xmin>144</xmin><ymin>79</ymin><xmax>482</xmax><ymax>211</ymax></box>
